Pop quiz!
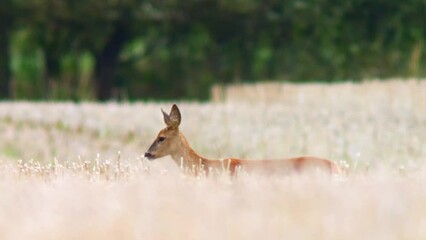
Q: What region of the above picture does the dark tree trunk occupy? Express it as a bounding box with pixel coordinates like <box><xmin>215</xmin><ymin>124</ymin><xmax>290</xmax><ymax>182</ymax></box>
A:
<box><xmin>0</xmin><ymin>31</ymin><xmax>11</xmax><ymax>99</ymax></box>
<box><xmin>95</xmin><ymin>24</ymin><xmax>128</xmax><ymax>101</ymax></box>
<box><xmin>44</xmin><ymin>50</ymin><xmax>60</xmax><ymax>99</ymax></box>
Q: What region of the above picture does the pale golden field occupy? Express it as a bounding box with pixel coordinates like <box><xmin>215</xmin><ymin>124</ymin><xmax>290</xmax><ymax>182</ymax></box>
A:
<box><xmin>0</xmin><ymin>80</ymin><xmax>425</xmax><ymax>240</ymax></box>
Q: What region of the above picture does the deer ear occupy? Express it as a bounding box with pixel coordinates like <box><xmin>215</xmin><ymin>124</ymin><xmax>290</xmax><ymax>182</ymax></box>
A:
<box><xmin>167</xmin><ymin>104</ymin><xmax>181</xmax><ymax>128</ymax></box>
<box><xmin>162</xmin><ymin>109</ymin><xmax>172</xmax><ymax>127</ymax></box>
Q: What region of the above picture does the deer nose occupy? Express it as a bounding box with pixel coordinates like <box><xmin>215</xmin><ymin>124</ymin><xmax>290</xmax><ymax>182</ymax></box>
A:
<box><xmin>144</xmin><ymin>152</ymin><xmax>154</xmax><ymax>159</ymax></box>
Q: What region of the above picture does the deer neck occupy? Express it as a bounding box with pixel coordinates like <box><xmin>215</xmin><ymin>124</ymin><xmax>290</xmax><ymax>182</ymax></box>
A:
<box><xmin>170</xmin><ymin>132</ymin><xmax>209</xmax><ymax>170</ymax></box>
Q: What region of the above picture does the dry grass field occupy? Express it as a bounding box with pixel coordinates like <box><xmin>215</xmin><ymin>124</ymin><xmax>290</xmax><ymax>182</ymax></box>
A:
<box><xmin>0</xmin><ymin>79</ymin><xmax>425</xmax><ymax>239</ymax></box>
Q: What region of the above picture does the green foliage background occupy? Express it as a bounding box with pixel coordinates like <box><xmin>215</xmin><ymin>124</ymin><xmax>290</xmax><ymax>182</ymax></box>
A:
<box><xmin>1</xmin><ymin>0</ymin><xmax>425</xmax><ymax>100</ymax></box>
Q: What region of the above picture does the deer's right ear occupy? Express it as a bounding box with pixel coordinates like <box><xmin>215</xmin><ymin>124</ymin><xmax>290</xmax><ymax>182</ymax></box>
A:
<box><xmin>162</xmin><ymin>108</ymin><xmax>172</xmax><ymax>126</ymax></box>
<box><xmin>162</xmin><ymin>104</ymin><xmax>181</xmax><ymax>128</ymax></box>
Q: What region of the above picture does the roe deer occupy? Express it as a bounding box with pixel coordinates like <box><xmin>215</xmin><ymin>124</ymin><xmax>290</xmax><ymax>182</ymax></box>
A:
<box><xmin>144</xmin><ymin>104</ymin><xmax>344</xmax><ymax>176</ymax></box>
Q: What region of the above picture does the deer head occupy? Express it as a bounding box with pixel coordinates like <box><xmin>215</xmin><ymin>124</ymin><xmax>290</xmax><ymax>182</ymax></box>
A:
<box><xmin>144</xmin><ymin>104</ymin><xmax>182</xmax><ymax>160</ymax></box>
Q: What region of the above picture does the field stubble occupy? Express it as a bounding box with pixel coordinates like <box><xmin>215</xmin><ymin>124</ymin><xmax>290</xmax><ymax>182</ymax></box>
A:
<box><xmin>0</xmin><ymin>80</ymin><xmax>425</xmax><ymax>239</ymax></box>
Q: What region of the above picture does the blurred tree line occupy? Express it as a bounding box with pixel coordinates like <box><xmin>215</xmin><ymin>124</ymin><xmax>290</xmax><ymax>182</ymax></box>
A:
<box><xmin>0</xmin><ymin>0</ymin><xmax>425</xmax><ymax>100</ymax></box>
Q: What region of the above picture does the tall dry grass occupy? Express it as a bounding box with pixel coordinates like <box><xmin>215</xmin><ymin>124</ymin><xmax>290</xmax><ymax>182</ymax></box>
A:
<box><xmin>0</xmin><ymin>79</ymin><xmax>425</xmax><ymax>239</ymax></box>
<box><xmin>212</xmin><ymin>79</ymin><xmax>426</xmax><ymax>112</ymax></box>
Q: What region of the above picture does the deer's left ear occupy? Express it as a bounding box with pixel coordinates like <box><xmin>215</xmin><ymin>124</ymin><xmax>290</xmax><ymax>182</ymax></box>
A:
<box><xmin>163</xmin><ymin>104</ymin><xmax>181</xmax><ymax>128</ymax></box>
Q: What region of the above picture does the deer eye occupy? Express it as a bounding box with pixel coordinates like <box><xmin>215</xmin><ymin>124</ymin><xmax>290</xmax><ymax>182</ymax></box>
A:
<box><xmin>158</xmin><ymin>137</ymin><xmax>166</xmax><ymax>142</ymax></box>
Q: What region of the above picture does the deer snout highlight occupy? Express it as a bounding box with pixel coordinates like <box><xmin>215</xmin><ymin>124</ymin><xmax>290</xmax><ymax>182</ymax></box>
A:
<box><xmin>144</xmin><ymin>152</ymin><xmax>155</xmax><ymax>160</ymax></box>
